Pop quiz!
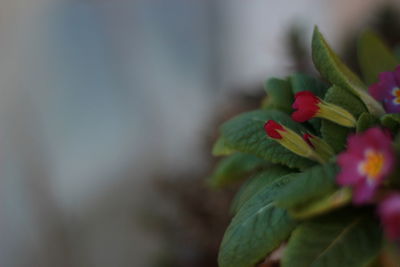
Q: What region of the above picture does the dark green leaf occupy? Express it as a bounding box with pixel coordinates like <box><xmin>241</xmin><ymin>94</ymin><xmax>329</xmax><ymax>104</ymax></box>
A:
<box><xmin>289</xmin><ymin>188</ymin><xmax>351</xmax><ymax>220</ymax></box>
<box><xmin>289</xmin><ymin>73</ymin><xmax>328</xmax><ymax>98</ymax></box>
<box><xmin>282</xmin><ymin>210</ymin><xmax>383</xmax><ymax>267</ymax></box>
<box><xmin>321</xmin><ymin>86</ymin><xmax>366</xmax><ymax>152</ymax></box>
<box><xmin>394</xmin><ymin>45</ymin><xmax>400</xmax><ymax>61</ymax></box>
<box><xmin>219</xmin><ymin>175</ymin><xmax>297</xmax><ymax>267</ymax></box>
<box><xmin>375</xmin><ymin>243</ymin><xmax>400</xmax><ymax>267</ymax></box>
<box><xmin>212</xmin><ymin>136</ymin><xmax>236</xmax><ymax>156</ymax></box>
<box><xmin>275</xmin><ymin>163</ymin><xmax>338</xmax><ymax>209</ymax></box>
<box><xmin>312</xmin><ymin>27</ymin><xmax>384</xmax><ymax>116</ymax></box>
<box><xmin>230</xmin><ymin>166</ymin><xmax>293</xmax><ymax>214</ymax></box>
<box><xmin>356</xmin><ymin>112</ymin><xmax>379</xmax><ymax>133</ymax></box>
<box><xmin>209</xmin><ymin>153</ymin><xmax>269</xmax><ymax>188</ymax></box>
<box><xmin>263</xmin><ymin>78</ymin><xmax>294</xmax><ymax>113</ymax></box>
<box><xmin>380</xmin><ymin>113</ymin><xmax>400</xmax><ymax>132</ymax></box>
<box><xmin>312</xmin><ymin>27</ymin><xmax>366</xmax><ymax>92</ymax></box>
<box><xmin>219</xmin><ymin>110</ymin><xmax>315</xmax><ymax>169</ymax></box>
<box><xmin>321</xmin><ymin>120</ymin><xmax>349</xmax><ymax>153</ymax></box>
<box><xmin>358</xmin><ymin>30</ymin><xmax>399</xmax><ymax>85</ymax></box>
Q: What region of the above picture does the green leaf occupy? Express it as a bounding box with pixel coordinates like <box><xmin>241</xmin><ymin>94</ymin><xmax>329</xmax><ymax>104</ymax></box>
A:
<box><xmin>312</xmin><ymin>27</ymin><xmax>365</xmax><ymax>92</ymax></box>
<box><xmin>312</xmin><ymin>27</ymin><xmax>384</xmax><ymax>116</ymax></box>
<box><xmin>219</xmin><ymin>110</ymin><xmax>315</xmax><ymax>169</ymax></box>
<box><xmin>394</xmin><ymin>131</ymin><xmax>400</xmax><ymax>152</ymax></box>
<box><xmin>289</xmin><ymin>188</ymin><xmax>351</xmax><ymax>220</ymax></box>
<box><xmin>356</xmin><ymin>112</ymin><xmax>379</xmax><ymax>133</ymax></box>
<box><xmin>263</xmin><ymin>78</ymin><xmax>294</xmax><ymax>113</ymax></box>
<box><xmin>219</xmin><ymin>175</ymin><xmax>297</xmax><ymax>267</ymax></box>
<box><xmin>289</xmin><ymin>73</ymin><xmax>329</xmax><ymax>98</ymax></box>
<box><xmin>282</xmin><ymin>210</ymin><xmax>383</xmax><ymax>267</ymax></box>
<box><xmin>275</xmin><ymin>163</ymin><xmax>338</xmax><ymax>209</ymax></box>
<box><xmin>394</xmin><ymin>45</ymin><xmax>400</xmax><ymax>61</ymax></box>
<box><xmin>260</xmin><ymin>95</ymin><xmax>269</xmax><ymax>109</ymax></box>
<box><xmin>358</xmin><ymin>30</ymin><xmax>399</xmax><ymax>85</ymax></box>
<box><xmin>212</xmin><ymin>136</ymin><xmax>236</xmax><ymax>156</ymax></box>
<box><xmin>323</xmin><ymin>84</ymin><xmax>368</xmax><ymax>117</ymax></box>
<box><xmin>321</xmin><ymin>120</ymin><xmax>349</xmax><ymax>153</ymax></box>
<box><xmin>230</xmin><ymin>166</ymin><xmax>293</xmax><ymax>214</ymax></box>
<box><xmin>321</xmin><ymin>86</ymin><xmax>366</xmax><ymax>152</ymax></box>
<box><xmin>380</xmin><ymin>113</ymin><xmax>400</xmax><ymax>132</ymax></box>
<box><xmin>209</xmin><ymin>153</ymin><xmax>269</xmax><ymax>188</ymax></box>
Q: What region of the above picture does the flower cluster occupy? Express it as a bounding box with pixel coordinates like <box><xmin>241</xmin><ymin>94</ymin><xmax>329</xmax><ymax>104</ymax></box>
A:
<box><xmin>264</xmin><ymin>90</ymin><xmax>353</xmax><ymax>164</ymax></box>
<box><xmin>337</xmin><ymin>128</ymin><xmax>394</xmax><ymax>205</ymax></box>
<box><xmin>369</xmin><ymin>66</ymin><xmax>400</xmax><ymax>113</ymax></box>
<box><xmin>263</xmin><ymin>69</ymin><xmax>400</xmax><ymax>241</ymax></box>
<box><xmin>213</xmin><ymin>29</ymin><xmax>400</xmax><ymax>267</ymax></box>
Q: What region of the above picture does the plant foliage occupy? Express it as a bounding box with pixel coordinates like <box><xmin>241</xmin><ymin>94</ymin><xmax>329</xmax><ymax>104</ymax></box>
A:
<box><xmin>210</xmin><ymin>27</ymin><xmax>399</xmax><ymax>267</ymax></box>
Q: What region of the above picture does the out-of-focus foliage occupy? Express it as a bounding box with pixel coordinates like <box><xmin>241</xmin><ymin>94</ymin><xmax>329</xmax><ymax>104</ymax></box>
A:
<box><xmin>211</xmin><ymin>27</ymin><xmax>400</xmax><ymax>267</ymax></box>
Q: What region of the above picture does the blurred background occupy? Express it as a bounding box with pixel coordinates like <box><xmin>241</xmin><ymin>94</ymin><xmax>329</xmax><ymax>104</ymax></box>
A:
<box><xmin>1</xmin><ymin>0</ymin><xmax>400</xmax><ymax>266</ymax></box>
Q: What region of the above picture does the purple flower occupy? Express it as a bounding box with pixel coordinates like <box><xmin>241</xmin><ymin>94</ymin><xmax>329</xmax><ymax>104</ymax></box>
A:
<box><xmin>337</xmin><ymin>128</ymin><xmax>394</xmax><ymax>204</ymax></box>
<box><xmin>379</xmin><ymin>194</ymin><xmax>400</xmax><ymax>241</ymax></box>
<box><xmin>369</xmin><ymin>66</ymin><xmax>400</xmax><ymax>113</ymax></box>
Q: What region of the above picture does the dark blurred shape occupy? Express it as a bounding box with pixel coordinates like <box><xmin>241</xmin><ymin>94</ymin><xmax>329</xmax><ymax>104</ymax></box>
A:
<box><xmin>371</xmin><ymin>5</ymin><xmax>400</xmax><ymax>47</ymax></box>
<box><xmin>285</xmin><ymin>24</ymin><xmax>313</xmax><ymax>74</ymax></box>
<box><xmin>150</xmin><ymin>91</ymin><xmax>263</xmax><ymax>267</ymax></box>
<box><xmin>153</xmin><ymin>176</ymin><xmax>234</xmax><ymax>267</ymax></box>
<box><xmin>342</xmin><ymin>3</ymin><xmax>400</xmax><ymax>75</ymax></box>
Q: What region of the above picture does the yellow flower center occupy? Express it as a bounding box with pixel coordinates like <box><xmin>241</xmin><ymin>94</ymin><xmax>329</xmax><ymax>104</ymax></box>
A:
<box><xmin>392</xmin><ymin>88</ymin><xmax>400</xmax><ymax>104</ymax></box>
<box><xmin>358</xmin><ymin>149</ymin><xmax>385</xmax><ymax>180</ymax></box>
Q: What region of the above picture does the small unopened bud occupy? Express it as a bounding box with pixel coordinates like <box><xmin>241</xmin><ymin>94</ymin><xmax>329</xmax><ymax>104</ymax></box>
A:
<box><xmin>264</xmin><ymin>120</ymin><xmax>325</xmax><ymax>163</ymax></box>
<box><xmin>303</xmin><ymin>133</ymin><xmax>334</xmax><ymax>161</ymax></box>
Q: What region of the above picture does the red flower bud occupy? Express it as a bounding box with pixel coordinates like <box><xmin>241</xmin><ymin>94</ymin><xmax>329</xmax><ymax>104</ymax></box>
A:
<box><xmin>302</xmin><ymin>133</ymin><xmax>314</xmax><ymax>148</ymax></box>
<box><xmin>291</xmin><ymin>91</ymin><xmax>320</xmax><ymax>122</ymax></box>
<box><xmin>264</xmin><ymin>120</ymin><xmax>285</xmax><ymax>139</ymax></box>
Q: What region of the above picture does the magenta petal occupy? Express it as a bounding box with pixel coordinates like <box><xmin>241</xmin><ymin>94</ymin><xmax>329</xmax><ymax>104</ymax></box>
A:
<box><xmin>394</xmin><ymin>66</ymin><xmax>400</xmax><ymax>85</ymax></box>
<box><xmin>337</xmin><ymin>166</ymin><xmax>363</xmax><ymax>185</ymax></box>
<box><xmin>369</xmin><ymin>72</ymin><xmax>396</xmax><ymax>102</ymax></box>
<box><xmin>383</xmin><ymin>100</ymin><xmax>400</xmax><ymax>113</ymax></box>
<box><xmin>337</xmin><ymin>150</ymin><xmax>363</xmax><ymax>166</ymax></box>
<box><xmin>345</xmin><ymin>134</ymin><xmax>371</xmax><ymax>156</ymax></box>
<box><xmin>369</xmin><ymin>67</ymin><xmax>400</xmax><ymax>113</ymax></box>
<box><xmin>369</xmin><ymin>83</ymin><xmax>384</xmax><ymax>101</ymax></box>
<box><xmin>352</xmin><ymin>180</ymin><xmax>376</xmax><ymax>205</ymax></box>
<box><xmin>378</xmin><ymin>71</ymin><xmax>397</xmax><ymax>90</ymax></box>
<box><xmin>379</xmin><ymin>194</ymin><xmax>400</xmax><ymax>240</ymax></box>
<box><xmin>380</xmin><ymin>195</ymin><xmax>400</xmax><ymax>215</ymax></box>
<box><xmin>363</xmin><ymin>128</ymin><xmax>389</xmax><ymax>149</ymax></box>
<box><xmin>386</xmin><ymin>219</ymin><xmax>400</xmax><ymax>241</ymax></box>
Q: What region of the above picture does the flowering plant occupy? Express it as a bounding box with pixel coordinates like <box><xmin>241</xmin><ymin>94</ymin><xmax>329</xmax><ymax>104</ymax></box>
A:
<box><xmin>210</xmin><ymin>27</ymin><xmax>400</xmax><ymax>267</ymax></box>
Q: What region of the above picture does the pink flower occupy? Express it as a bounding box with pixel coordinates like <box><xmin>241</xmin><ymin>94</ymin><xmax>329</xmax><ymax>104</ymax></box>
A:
<box><xmin>378</xmin><ymin>194</ymin><xmax>400</xmax><ymax>241</ymax></box>
<box><xmin>337</xmin><ymin>128</ymin><xmax>394</xmax><ymax>204</ymax></box>
<box><xmin>369</xmin><ymin>66</ymin><xmax>400</xmax><ymax>113</ymax></box>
